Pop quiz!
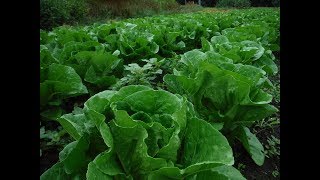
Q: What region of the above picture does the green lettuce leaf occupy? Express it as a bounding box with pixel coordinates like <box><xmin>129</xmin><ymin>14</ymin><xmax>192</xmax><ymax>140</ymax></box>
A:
<box><xmin>233</xmin><ymin>126</ymin><xmax>265</xmax><ymax>166</ymax></box>
<box><xmin>40</xmin><ymin>63</ymin><xmax>88</xmax><ymax>108</ymax></box>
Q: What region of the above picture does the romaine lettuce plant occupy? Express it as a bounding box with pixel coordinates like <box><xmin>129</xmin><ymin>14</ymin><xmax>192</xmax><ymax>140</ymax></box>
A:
<box><xmin>164</xmin><ymin>50</ymin><xmax>278</xmax><ymax>166</ymax></box>
<box><xmin>201</xmin><ymin>35</ymin><xmax>278</xmax><ymax>75</ymax></box>
<box><xmin>41</xmin><ymin>85</ymin><xmax>245</xmax><ymax>179</ymax></box>
<box><xmin>40</xmin><ymin>54</ymin><xmax>88</xmax><ymax>118</ymax></box>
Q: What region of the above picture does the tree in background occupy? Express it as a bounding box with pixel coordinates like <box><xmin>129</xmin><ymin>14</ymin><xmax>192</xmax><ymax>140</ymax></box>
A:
<box><xmin>250</xmin><ymin>0</ymin><xmax>279</xmax><ymax>7</ymax></box>
<box><xmin>176</xmin><ymin>0</ymin><xmax>217</xmax><ymax>6</ymax></box>
<box><xmin>176</xmin><ymin>0</ymin><xmax>278</xmax><ymax>7</ymax></box>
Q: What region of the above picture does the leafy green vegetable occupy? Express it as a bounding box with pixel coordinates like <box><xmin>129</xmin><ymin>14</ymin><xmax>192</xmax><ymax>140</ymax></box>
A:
<box><xmin>41</xmin><ymin>85</ymin><xmax>241</xmax><ymax>179</ymax></box>
<box><xmin>233</xmin><ymin>126</ymin><xmax>265</xmax><ymax>166</ymax></box>
<box><xmin>185</xmin><ymin>165</ymin><xmax>246</xmax><ymax>180</ymax></box>
<box><xmin>40</xmin><ymin>63</ymin><xmax>88</xmax><ymax>109</ymax></box>
<box><xmin>40</xmin><ymin>134</ymin><xmax>91</xmax><ymax>180</ymax></box>
<box><xmin>164</xmin><ymin>49</ymin><xmax>277</xmax><ymax>166</ymax></box>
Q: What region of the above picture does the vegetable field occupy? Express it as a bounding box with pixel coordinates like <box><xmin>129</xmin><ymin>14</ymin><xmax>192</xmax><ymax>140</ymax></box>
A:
<box><xmin>40</xmin><ymin>8</ymin><xmax>280</xmax><ymax>179</ymax></box>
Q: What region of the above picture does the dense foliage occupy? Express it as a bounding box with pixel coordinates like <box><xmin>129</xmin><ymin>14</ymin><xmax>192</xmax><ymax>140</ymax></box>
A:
<box><xmin>216</xmin><ymin>0</ymin><xmax>251</xmax><ymax>8</ymax></box>
<box><xmin>250</xmin><ymin>0</ymin><xmax>279</xmax><ymax>7</ymax></box>
<box><xmin>40</xmin><ymin>0</ymin><xmax>88</xmax><ymax>30</ymax></box>
<box><xmin>40</xmin><ymin>0</ymin><xmax>180</xmax><ymax>30</ymax></box>
<box><xmin>40</xmin><ymin>8</ymin><xmax>279</xmax><ymax>179</ymax></box>
<box><xmin>175</xmin><ymin>0</ymin><xmax>279</xmax><ymax>7</ymax></box>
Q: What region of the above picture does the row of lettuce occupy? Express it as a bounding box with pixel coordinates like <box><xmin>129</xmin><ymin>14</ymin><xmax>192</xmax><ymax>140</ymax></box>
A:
<box><xmin>40</xmin><ymin>8</ymin><xmax>279</xmax><ymax>180</ymax></box>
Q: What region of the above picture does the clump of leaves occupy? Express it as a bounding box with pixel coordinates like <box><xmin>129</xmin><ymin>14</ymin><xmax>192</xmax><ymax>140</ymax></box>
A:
<box><xmin>272</xmin><ymin>169</ymin><xmax>279</xmax><ymax>177</ymax></box>
<box><xmin>111</xmin><ymin>58</ymin><xmax>164</xmax><ymax>90</ymax></box>
<box><xmin>254</xmin><ymin>117</ymin><xmax>280</xmax><ymax>132</ymax></box>
<box><xmin>236</xmin><ymin>163</ymin><xmax>246</xmax><ymax>172</ymax></box>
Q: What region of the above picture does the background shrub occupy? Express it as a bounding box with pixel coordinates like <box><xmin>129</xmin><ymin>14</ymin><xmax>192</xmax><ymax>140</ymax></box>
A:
<box><xmin>250</xmin><ymin>0</ymin><xmax>279</xmax><ymax>7</ymax></box>
<box><xmin>271</xmin><ymin>0</ymin><xmax>280</xmax><ymax>6</ymax></box>
<box><xmin>86</xmin><ymin>0</ymin><xmax>179</xmax><ymax>19</ymax></box>
<box><xmin>40</xmin><ymin>0</ymin><xmax>69</xmax><ymax>30</ymax></box>
<box><xmin>175</xmin><ymin>0</ymin><xmax>278</xmax><ymax>7</ymax></box>
<box><xmin>65</xmin><ymin>0</ymin><xmax>88</xmax><ymax>23</ymax></box>
<box><xmin>216</xmin><ymin>0</ymin><xmax>251</xmax><ymax>8</ymax></box>
<box><xmin>40</xmin><ymin>0</ymin><xmax>88</xmax><ymax>30</ymax></box>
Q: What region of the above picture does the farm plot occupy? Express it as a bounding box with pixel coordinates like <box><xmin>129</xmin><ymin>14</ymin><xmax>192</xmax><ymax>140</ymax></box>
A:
<box><xmin>40</xmin><ymin>8</ymin><xmax>280</xmax><ymax>179</ymax></box>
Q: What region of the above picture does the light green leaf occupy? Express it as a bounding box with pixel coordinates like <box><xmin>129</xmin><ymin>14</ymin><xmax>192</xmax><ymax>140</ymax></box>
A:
<box><xmin>58</xmin><ymin>113</ymin><xmax>87</xmax><ymax>140</ymax></box>
<box><xmin>182</xmin><ymin>118</ymin><xmax>234</xmax><ymax>167</ymax></box>
<box><xmin>186</xmin><ymin>165</ymin><xmax>246</xmax><ymax>180</ymax></box>
<box><xmin>233</xmin><ymin>126</ymin><xmax>265</xmax><ymax>166</ymax></box>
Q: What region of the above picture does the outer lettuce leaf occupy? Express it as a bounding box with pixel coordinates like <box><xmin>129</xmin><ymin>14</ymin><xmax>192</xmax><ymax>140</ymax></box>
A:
<box><xmin>57</xmin><ymin>113</ymin><xmax>88</xmax><ymax>140</ymax></box>
<box><xmin>87</xmin><ymin>162</ymin><xmax>114</xmax><ymax>180</ymax></box>
<box><xmin>185</xmin><ymin>165</ymin><xmax>245</xmax><ymax>180</ymax></box>
<box><xmin>182</xmin><ymin>117</ymin><xmax>234</xmax><ymax>167</ymax></box>
<box><xmin>86</xmin><ymin>150</ymin><xmax>126</xmax><ymax>178</ymax></box>
<box><xmin>40</xmin><ymin>134</ymin><xmax>91</xmax><ymax>180</ymax></box>
<box><xmin>40</xmin><ymin>162</ymin><xmax>73</xmax><ymax>180</ymax></box>
<box><xmin>233</xmin><ymin>126</ymin><xmax>265</xmax><ymax>166</ymax></box>
<box><xmin>40</xmin><ymin>63</ymin><xmax>88</xmax><ymax>108</ymax></box>
<box><xmin>253</xmin><ymin>50</ymin><xmax>278</xmax><ymax>75</ymax></box>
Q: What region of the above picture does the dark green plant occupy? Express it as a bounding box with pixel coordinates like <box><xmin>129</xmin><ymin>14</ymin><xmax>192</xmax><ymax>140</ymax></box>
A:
<box><xmin>254</xmin><ymin>117</ymin><xmax>280</xmax><ymax>131</ymax></box>
<box><xmin>86</xmin><ymin>0</ymin><xmax>178</xmax><ymax>19</ymax></box>
<box><xmin>65</xmin><ymin>0</ymin><xmax>88</xmax><ymax>23</ymax></box>
<box><xmin>250</xmin><ymin>0</ymin><xmax>279</xmax><ymax>7</ymax></box>
<box><xmin>217</xmin><ymin>0</ymin><xmax>251</xmax><ymax>8</ymax></box>
<box><xmin>40</xmin><ymin>0</ymin><xmax>88</xmax><ymax>30</ymax></box>
<box><xmin>272</xmin><ymin>169</ymin><xmax>279</xmax><ymax>177</ymax></box>
<box><xmin>40</xmin><ymin>0</ymin><xmax>70</xmax><ymax>30</ymax></box>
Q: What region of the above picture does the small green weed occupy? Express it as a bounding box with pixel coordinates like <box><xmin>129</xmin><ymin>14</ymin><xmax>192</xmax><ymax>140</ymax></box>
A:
<box><xmin>264</xmin><ymin>135</ymin><xmax>280</xmax><ymax>158</ymax></box>
<box><xmin>237</xmin><ymin>163</ymin><xmax>246</xmax><ymax>172</ymax></box>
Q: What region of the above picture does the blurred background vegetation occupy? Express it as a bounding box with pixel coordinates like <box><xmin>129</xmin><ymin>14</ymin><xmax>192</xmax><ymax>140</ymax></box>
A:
<box><xmin>40</xmin><ymin>0</ymin><xmax>279</xmax><ymax>30</ymax></box>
